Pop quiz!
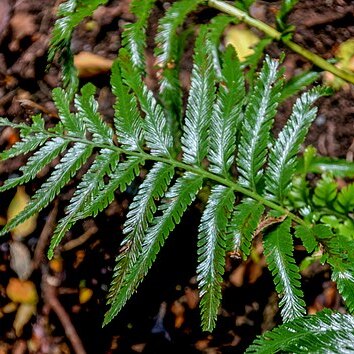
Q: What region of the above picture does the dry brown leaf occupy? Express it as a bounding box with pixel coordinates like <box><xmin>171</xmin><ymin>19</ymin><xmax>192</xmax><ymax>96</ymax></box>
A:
<box><xmin>7</xmin><ymin>186</ymin><xmax>38</xmax><ymax>239</ymax></box>
<box><xmin>171</xmin><ymin>300</ymin><xmax>185</xmax><ymax>328</ymax></box>
<box><xmin>229</xmin><ymin>263</ymin><xmax>246</xmax><ymax>287</ymax></box>
<box><xmin>74</xmin><ymin>51</ymin><xmax>113</xmax><ymax>78</ymax></box>
<box><xmin>10</xmin><ymin>241</ymin><xmax>32</xmax><ymax>280</ymax></box>
<box><xmin>225</xmin><ymin>24</ymin><xmax>260</xmax><ymax>61</ymax></box>
<box><xmin>13</xmin><ymin>303</ymin><xmax>36</xmax><ymax>337</ymax></box>
<box><xmin>6</xmin><ymin>278</ymin><xmax>38</xmax><ymax>304</ymax></box>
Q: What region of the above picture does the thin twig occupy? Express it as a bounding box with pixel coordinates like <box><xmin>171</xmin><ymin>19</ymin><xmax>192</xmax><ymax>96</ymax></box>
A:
<box><xmin>61</xmin><ymin>222</ymin><xmax>98</xmax><ymax>252</ymax></box>
<box><xmin>42</xmin><ymin>274</ymin><xmax>86</xmax><ymax>354</ymax></box>
<box><xmin>208</xmin><ymin>0</ymin><xmax>354</xmax><ymax>85</ymax></box>
<box><xmin>32</xmin><ymin>201</ymin><xmax>58</xmax><ymax>271</ymax></box>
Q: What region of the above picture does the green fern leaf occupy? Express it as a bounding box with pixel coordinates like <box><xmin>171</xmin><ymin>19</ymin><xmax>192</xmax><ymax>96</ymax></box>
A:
<box><xmin>107</xmin><ymin>162</ymin><xmax>174</xmax><ymax>304</ymax></box>
<box><xmin>265</xmin><ymin>87</ymin><xmax>328</xmax><ymax>202</ymax></box>
<box><xmin>122</xmin><ymin>0</ymin><xmax>155</xmax><ymax>71</ymax></box>
<box><xmin>48</xmin><ymin>148</ymin><xmax>117</xmax><ymax>258</ymax></box>
<box><xmin>81</xmin><ymin>156</ymin><xmax>143</xmax><ymax>218</ymax></box>
<box><xmin>49</xmin><ymin>0</ymin><xmax>108</xmax><ymax>96</ymax></box>
<box><xmin>104</xmin><ymin>172</ymin><xmax>203</xmax><ymax>325</ymax></box>
<box><xmin>209</xmin><ymin>45</ymin><xmax>245</xmax><ymax>176</ymax></box>
<box><xmin>237</xmin><ymin>56</ymin><xmax>283</xmax><ymax>191</ymax></box>
<box><xmin>118</xmin><ymin>49</ymin><xmax>173</xmax><ymax>157</ymax></box>
<box><xmin>197</xmin><ymin>185</ymin><xmax>235</xmax><ymax>331</ymax></box>
<box><xmin>294</xmin><ymin>225</ymin><xmax>317</xmax><ymax>253</ymax></box>
<box><xmin>263</xmin><ymin>218</ymin><xmax>306</xmax><ymax>322</ymax></box>
<box><xmin>228</xmin><ymin>200</ymin><xmax>264</xmax><ymax>258</ymax></box>
<box><xmin>334</xmin><ymin>183</ymin><xmax>354</xmax><ymax>213</ymax></box>
<box><xmin>158</xmin><ymin>28</ymin><xmax>192</xmax><ymax>146</ymax></box>
<box><xmin>52</xmin><ymin>88</ymin><xmax>84</xmax><ymax>136</ymax></box>
<box><xmin>208</xmin><ymin>15</ymin><xmax>236</xmax><ymax>79</ymax></box>
<box><xmin>246</xmin><ymin>309</ymin><xmax>354</xmax><ymax>354</ymax></box>
<box><xmin>0</xmin><ymin>137</ymin><xmax>68</xmax><ymax>192</ymax></box>
<box><xmin>75</xmin><ymin>84</ymin><xmax>113</xmax><ymax>144</ymax></box>
<box><xmin>0</xmin><ymin>143</ymin><xmax>92</xmax><ymax>237</ymax></box>
<box><xmin>182</xmin><ymin>27</ymin><xmax>215</xmax><ymax>165</ymax></box>
<box><xmin>0</xmin><ymin>116</ymin><xmax>48</xmax><ymax>160</ymax></box>
<box><xmin>332</xmin><ymin>262</ymin><xmax>354</xmax><ymax>314</ymax></box>
<box><xmin>155</xmin><ymin>0</ymin><xmax>202</xmax><ymax>67</ymax></box>
<box><xmin>279</xmin><ymin>71</ymin><xmax>320</xmax><ymax>103</ymax></box>
<box><xmin>111</xmin><ymin>61</ymin><xmax>143</xmax><ymax>151</ymax></box>
<box><xmin>313</xmin><ymin>173</ymin><xmax>338</xmax><ymax>207</ymax></box>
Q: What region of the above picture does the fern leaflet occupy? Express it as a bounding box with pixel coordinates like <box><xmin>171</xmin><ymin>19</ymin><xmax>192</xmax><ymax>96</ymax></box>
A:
<box><xmin>182</xmin><ymin>27</ymin><xmax>215</xmax><ymax>165</ymax></box>
<box><xmin>246</xmin><ymin>309</ymin><xmax>354</xmax><ymax>354</ymax></box>
<box><xmin>263</xmin><ymin>218</ymin><xmax>306</xmax><ymax>322</ymax></box>
<box><xmin>237</xmin><ymin>56</ymin><xmax>283</xmax><ymax>191</ymax></box>
<box><xmin>111</xmin><ymin>61</ymin><xmax>143</xmax><ymax>151</ymax></box>
<box><xmin>197</xmin><ymin>185</ymin><xmax>235</xmax><ymax>331</ymax></box>
<box><xmin>208</xmin><ymin>45</ymin><xmax>245</xmax><ymax>176</ymax></box>
<box><xmin>265</xmin><ymin>87</ymin><xmax>328</xmax><ymax>202</ymax></box>
<box><xmin>0</xmin><ymin>143</ymin><xmax>93</xmax><ymax>237</ymax></box>
<box><xmin>0</xmin><ymin>137</ymin><xmax>68</xmax><ymax>192</ymax></box>
<box><xmin>122</xmin><ymin>0</ymin><xmax>155</xmax><ymax>72</ymax></box>
<box><xmin>228</xmin><ymin>200</ymin><xmax>264</xmax><ymax>258</ymax></box>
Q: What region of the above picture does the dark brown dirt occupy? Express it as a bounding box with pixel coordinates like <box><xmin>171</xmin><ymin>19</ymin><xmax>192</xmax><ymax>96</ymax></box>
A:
<box><xmin>0</xmin><ymin>0</ymin><xmax>353</xmax><ymax>353</ymax></box>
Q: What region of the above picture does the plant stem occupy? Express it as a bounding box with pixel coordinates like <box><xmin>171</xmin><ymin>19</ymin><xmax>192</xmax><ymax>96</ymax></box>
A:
<box><xmin>6</xmin><ymin>122</ymin><xmax>305</xmax><ymax>227</ymax></box>
<box><xmin>208</xmin><ymin>0</ymin><xmax>354</xmax><ymax>85</ymax></box>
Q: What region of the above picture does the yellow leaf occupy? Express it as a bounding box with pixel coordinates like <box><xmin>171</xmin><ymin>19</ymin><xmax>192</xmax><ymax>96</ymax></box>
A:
<box><xmin>74</xmin><ymin>51</ymin><xmax>113</xmax><ymax>78</ymax></box>
<box><xmin>225</xmin><ymin>24</ymin><xmax>260</xmax><ymax>61</ymax></box>
<box><xmin>6</xmin><ymin>278</ymin><xmax>38</xmax><ymax>304</ymax></box>
<box><xmin>2</xmin><ymin>302</ymin><xmax>18</xmax><ymax>314</ymax></box>
<box><xmin>79</xmin><ymin>287</ymin><xmax>93</xmax><ymax>304</ymax></box>
<box><xmin>13</xmin><ymin>303</ymin><xmax>36</xmax><ymax>336</ymax></box>
<box><xmin>7</xmin><ymin>186</ymin><xmax>38</xmax><ymax>239</ymax></box>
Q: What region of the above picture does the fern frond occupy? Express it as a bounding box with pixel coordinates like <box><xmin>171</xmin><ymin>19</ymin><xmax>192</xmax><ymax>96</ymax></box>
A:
<box><xmin>208</xmin><ymin>45</ymin><xmax>245</xmax><ymax>176</ymax></box>
<box><xmin>104</xmin><ymin>172</ymin><xmax>203</xmax><ymax>325</ymax></box>
<box><xmin>237</xmin><ymin>56</ymin><xmax>283</xmax><ymax>191</ymax></box>
<box><xmin>122</xmin><ymin>0</ymin><xmax>155</xmax><ymax>72</ymax></box>
<box><xmin>182</xmin><ymin>28</ymin><xmax>215</xmax><ymax>165</ymax></box>
<box><xmin>246</xmin><ymin>309</ymin><xmax>354</xmax><ymax>354</ymax></box>
<box><xmin>107</xmin><ymin>162</ymin><xmax>174</xmax><ymax>304</ymax></box>
<box><xmin>118</xmin><ymin>49</ymin><xmax>173</xmax><ymax>157</ymax></box>
<box><xmin>75</xmin><ymin>84</ymin><xmax>114</xmax><ymax>144</ymax></box>
<box><xmin>279</xmin><ymin>71</ymin><xmax>319</xmax><ymax>103</ymax></box>
<box><xmin>0</xmin><ymin>137</ymin><xmax>68</xmax><ymax>192</ymax></box>
<box><xmin>155</xmin><ymin>0</ymin><xmax>202</xmax><ymax>67</ymax></box>
<box><xmin>48</xmin><ymin>148</ymin><xmax>118</xmax><ymax>258</ymax></box>
<box><xmin>0</xmin><ymin>116</ymin><xmax>47</xmax><ymax>160</ymax></box>
<box><xmin>263</xmin><ymin>218</ymin><xmax>306</xmax><ymax>322</ymax></box>
<box><xmin>334</xmin><ymin>183</ymin><xmax>354</xmax><ymax>213</ymax></box>
<box><xmin>81</xmin><ymin>156</ymin><xmax>143</xmax><ymax>218</ymax></box>
<box><xmin>265</xmin><ymin>87</ymin><xmax>328</xmax><ymax>202</ymax></box>
<box><xmin>294</xmin><ymin>225</ymin><xmax>317</xmax><ymax>253</ymax></box>
<box><xmin>332</xmin><ymin>263</ymin><xmax>354</xmax><ymax>314</ymax></box>
<box><xmin>208</xmin><ymin>15</ymin><xmax>236</xmax><ymax>79</ymax></box>
<box><xmin>313</xmin><ymin>173</ymin><xmax>338</xmax><ymax>207</ymax></box>
<box><xmin>0</xmin><ymin>143</ymin><xmax>93</xmax><ymax>237</ymax></box>
<box><xmin>228</xmin><ymin>200</ymin><xmax>264</xmax><ymax>258</ymax></box>
<box><xmin>111</xmin><ymin>61</ymin><xmax>143</xmax><ymax>151</ymax></box>
<box><xmin>49</xmin><ymin>0</ymin><xmax>108</xmax><ymax>96</ymax></box>
<box><xmin>197</xmin><ymin>185</ymin><xmax>235</xmax><ymax>331</ymax></box>
<box><xmin>52</xmin><ymin>88</ymin><xmax>84</xmax><ymax>136</ymax></box>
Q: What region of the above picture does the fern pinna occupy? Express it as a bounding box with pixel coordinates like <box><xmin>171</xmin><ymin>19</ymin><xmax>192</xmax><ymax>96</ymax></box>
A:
<box><xmin>1</xmin><ymin>0</ymin><xmax>354</xmax><ymax>348</ymax></box>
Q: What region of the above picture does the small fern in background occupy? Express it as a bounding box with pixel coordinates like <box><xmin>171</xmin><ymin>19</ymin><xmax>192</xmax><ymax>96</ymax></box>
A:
<box><xmin>2</xmin><ymin>0</ymin><xmax>354</xmax><ymax>351</ymax></box>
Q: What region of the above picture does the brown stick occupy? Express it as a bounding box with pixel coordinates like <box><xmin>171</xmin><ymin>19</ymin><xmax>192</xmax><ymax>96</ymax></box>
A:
<box><xmin>61</xmin><ymin>223</ymin><xmax>98</xmax><ymax>252</ymax></box>
<box><xmin>43</xmin><ymin>276</ymin><xmax>87</xmax><ymax>354</ymax></box>
<box><xmin>32</xmin><ymin>201</ymin><xmax>58</xmax><ymax>271</ymax></box>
